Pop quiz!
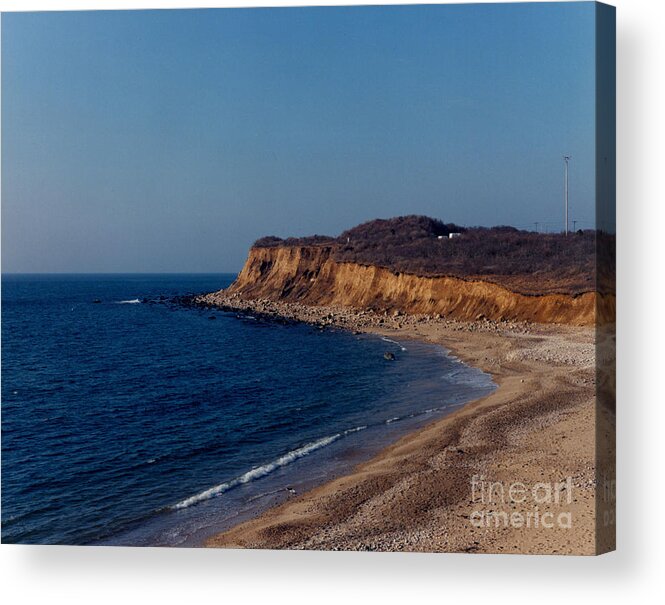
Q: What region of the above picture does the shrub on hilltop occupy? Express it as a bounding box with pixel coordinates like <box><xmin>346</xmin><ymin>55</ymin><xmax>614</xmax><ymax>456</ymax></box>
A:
<box><xmin>251</xmin><ymin>215</ymin><xmax>610</xmax><ymax>295</ymax></box>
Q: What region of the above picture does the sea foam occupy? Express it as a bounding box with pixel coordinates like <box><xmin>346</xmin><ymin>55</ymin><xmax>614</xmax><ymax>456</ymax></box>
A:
<box><xmin>381</xmin><ymin>336</ymin><xmax>407</xmax><ymax>351</ymax></box>
<box><xmin>172</xmin><ymin>426</ymin><xmax>367</xmax><ymax>510</ymax></box>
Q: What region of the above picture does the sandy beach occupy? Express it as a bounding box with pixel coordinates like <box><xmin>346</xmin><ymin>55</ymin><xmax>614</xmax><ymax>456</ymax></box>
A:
<box><xmin>197</xmin><ymin>294</ymin><xmax>614</xmax><ymax>555</ymax></box>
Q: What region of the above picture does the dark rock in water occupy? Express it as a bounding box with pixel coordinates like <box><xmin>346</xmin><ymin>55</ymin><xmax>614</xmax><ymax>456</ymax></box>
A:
<box><xmin>208</xmin><ymin>315</ymin><xmax>217</xmax><ymax>320</ymax></box>
<box><xmin>384</xmin><ymin>351</ymin><xmax>396</xmax><ymax>361</ymax></box>
<box><xmin>92</xmin><ymin>299</ymin><xmax>102</xmax><ymax>304</ymax></box>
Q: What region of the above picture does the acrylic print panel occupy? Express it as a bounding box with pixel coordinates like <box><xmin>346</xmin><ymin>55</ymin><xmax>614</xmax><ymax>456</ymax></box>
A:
<box><xmin>0</xmin><ymin>2</ymin><xmax>615</xmax><ymax>554</ymax></box>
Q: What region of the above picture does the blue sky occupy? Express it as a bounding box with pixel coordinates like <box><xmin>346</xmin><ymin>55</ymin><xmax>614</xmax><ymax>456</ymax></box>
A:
<box><xmin>2</xmin><ymin>3</ymin><xmax>597</xmax><ymax>273</ymax></box>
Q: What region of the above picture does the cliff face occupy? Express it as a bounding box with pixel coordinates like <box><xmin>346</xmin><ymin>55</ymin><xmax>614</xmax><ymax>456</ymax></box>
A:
<box><xmin>226</xmin><ymin>245</ymin><xmax>609</xmax><ymax>326</ymax></box>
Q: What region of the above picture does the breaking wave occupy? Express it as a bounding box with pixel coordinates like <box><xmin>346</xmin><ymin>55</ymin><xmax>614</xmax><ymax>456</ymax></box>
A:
<box><xmin>172</xmin><ymin>426</ymin><xmax>368</xmax><ymax>510</ymax></box>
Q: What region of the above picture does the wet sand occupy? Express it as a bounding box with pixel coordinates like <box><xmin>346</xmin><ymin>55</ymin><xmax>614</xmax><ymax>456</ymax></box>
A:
<box><xmin>199</xmin><ymin>295</ymin><xmax>611</xmax><ymax>555</ymax></box>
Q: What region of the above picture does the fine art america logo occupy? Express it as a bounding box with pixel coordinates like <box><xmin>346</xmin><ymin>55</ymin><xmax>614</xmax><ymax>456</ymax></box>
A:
<box><xmin>470</xmin><ymin>475</ymin><xmax>573</xmax><ymax>529</ymax></box>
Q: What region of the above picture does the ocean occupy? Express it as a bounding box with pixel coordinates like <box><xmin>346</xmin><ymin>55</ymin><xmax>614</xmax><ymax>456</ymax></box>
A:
<box><xmin>1</xmin><ymin>274</ymin><xmax>495</xmax><ymax>546</ymax></box>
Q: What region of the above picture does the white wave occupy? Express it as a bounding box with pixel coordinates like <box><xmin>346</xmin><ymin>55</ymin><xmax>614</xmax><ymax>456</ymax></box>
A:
<box><xmin>387</xmin><ymin>407</ymin><xmax>441</xmax><ymax>425</ymax></box>
<box><xmin>172</xmin><ymin>433</ymin><xmax>343</xmax><ymax>510</ymax></box>
<box><xmin>344</xmin><ymin>425</ymin><xmax>367</xmax><ymax>434</ymax></box>
<box><xmin>117</xmin><ymin>299</ymin><xmax>141</xmax><ymax>304</ymax></box>
<box><xmin>381</xmin><ymin>336</ymin><xmax>407</xmax><ymax>351</ymax></box>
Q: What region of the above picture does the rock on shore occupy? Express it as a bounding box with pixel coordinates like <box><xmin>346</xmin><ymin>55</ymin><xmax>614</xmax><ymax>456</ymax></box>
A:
<box><xmin>196</xmin><ymin>291</ymin><xmax>536</xmax><ymax>337</ymax></box>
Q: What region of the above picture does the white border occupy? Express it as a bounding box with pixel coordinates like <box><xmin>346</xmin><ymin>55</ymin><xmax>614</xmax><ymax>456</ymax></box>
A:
<box><xmin>1</xmin><ymin>1</ymin><xmax>664</xmax><ymax>603</ymax></box>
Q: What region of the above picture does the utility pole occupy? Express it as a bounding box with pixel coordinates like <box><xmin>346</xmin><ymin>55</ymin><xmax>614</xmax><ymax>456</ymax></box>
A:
<box><xmin>572</xmin><ymin>220</ymin><xmax>577</xmax><ymax>232</ymax></box>
<box><xmin>563</xmin><ymin>155</ymin><xmax>571</xmax><ymax>236</ymax></box>
<box><xmin>534</xmin><ymin>221</ymin><xmax>539</xmax><ymax>233</ymax></box>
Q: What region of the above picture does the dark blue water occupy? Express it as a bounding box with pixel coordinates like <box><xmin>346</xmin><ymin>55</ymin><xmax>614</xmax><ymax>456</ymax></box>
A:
<box><xmin>1</xmin><ymin>274</ymin><xmax>494</xmax><ymax>546</ymax></box>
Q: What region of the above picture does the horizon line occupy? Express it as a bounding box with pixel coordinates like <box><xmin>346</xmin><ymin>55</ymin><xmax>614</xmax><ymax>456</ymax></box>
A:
<box><xmin>1</xmin><ymin>271</ymin><xmax>241</xmax><ymax>276</ymax></box>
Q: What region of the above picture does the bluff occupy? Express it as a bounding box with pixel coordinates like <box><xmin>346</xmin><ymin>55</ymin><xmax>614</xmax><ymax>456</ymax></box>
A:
<box><xmin>221</xmin><ymin>216</ymin><xmax>614</xmax><ymax>326</ymax></box>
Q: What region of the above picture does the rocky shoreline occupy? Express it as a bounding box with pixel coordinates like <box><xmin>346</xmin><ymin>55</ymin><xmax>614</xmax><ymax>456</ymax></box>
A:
<box><xmin>196</xmin><ymin>291</ymin><xmax>536</xmax><ymax>337</ymax></box>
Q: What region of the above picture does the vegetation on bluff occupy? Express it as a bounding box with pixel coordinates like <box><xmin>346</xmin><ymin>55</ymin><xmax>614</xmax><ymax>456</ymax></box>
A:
<box><xmin>253</xmin><ymin>215</ymin><xmax>611</xmax><ymax>295</ymax></box>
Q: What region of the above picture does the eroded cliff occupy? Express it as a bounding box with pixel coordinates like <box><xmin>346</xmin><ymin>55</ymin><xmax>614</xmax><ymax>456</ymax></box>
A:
<box><xmin>224</xmin><ymin>245</ymin><xmax>609</xmax><ymax>326</ymax></box>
